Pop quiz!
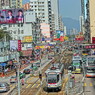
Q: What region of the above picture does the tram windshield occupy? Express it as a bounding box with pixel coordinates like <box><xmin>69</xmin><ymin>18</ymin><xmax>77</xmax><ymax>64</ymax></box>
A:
<box><xmin>47</xmin><ymin>74</ymin><xmax>59</xmax><ymax>83</ymax></box>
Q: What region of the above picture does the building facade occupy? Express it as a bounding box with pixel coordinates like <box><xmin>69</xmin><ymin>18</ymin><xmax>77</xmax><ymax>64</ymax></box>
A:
<box><xmin>89</xmin><ymin>0</ymin><xmax>95</xmax><ymax>43</ymax></box>
<box><xmin>59</xmin><ymin>16</ymin><xmax>64</xmax><ymax>31</ymax></box>
<box><xmin>30</xmin><ymin>0</ymin><xmax>49</xmax><ymax>24</ymax></box>
<box><xmin>0</xmin><ymin>10</ymin><xmax>41</xmax><ymax>55</ymax></box>
<box><xmin>51</xmin><ymin>0</ymin><xmax>59</xmax><ymax>30</ymax></box>
<box><xmin>0</xmin><ymin>0</ymin><xmax>10</xmax><ymax>8</ymax></box>
<box><xmin>22</xmin><ymin>3</ymin><xmax>30</xmax><ymax>10</ymax></box>
<box><xmin>10</xmin><ymin>0</ymin><xmax>22</xmax><ymax>8</ymax></box>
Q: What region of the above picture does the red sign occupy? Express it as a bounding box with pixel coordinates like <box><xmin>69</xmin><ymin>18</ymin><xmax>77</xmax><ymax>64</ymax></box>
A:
<box><xmin>18</xmin><ymin>40</ymin><xmax>21</xmax><ymax>51</ymax></box>
<box><xmin>60</xmin><ymin>36</ymin><xmax>64</xmax><ymax>42</ymax></box>
<box><xmin>85</xmin><ymin>45</ymin><xmax>95</xmax><ymax>49</ymax></box>
<box><xmin>92</xmin><ymin>37</ymin><xmax>95</xmax><ymax>44</ymax></box>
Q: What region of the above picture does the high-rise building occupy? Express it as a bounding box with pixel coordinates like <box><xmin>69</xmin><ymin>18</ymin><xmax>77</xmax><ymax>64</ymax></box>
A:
<box><xmin>0</xmin><ymin>0</ymin><xmax>10</xmax><ymax>8</ymax></box>
<box><xmin>22</xmin><ymin>3</ymin><xmax>30</xmax><ymax>10</ymax></box>
<box><xmin>51</xmin><ymin>0</ymin><xmax>59</xmax><ymax>30</ymax></box>
<box><xmin>89</xmin><ymin>0</ymin><xmax>95</xmax><ymax>43</ymax></box>
<box><xmin>59</xmin><ymin>16</ymin><xmax>64</xmax><ymax>31</ymax></box>
<box><xmin>30</xmin><ymin>0</ymin><xmax>49</xmax><ymax>24</ymax></box>
<box><xmin>10</xmin><ymin>0</ymin><xmax>22</xmax><ymax>8</ymax></box>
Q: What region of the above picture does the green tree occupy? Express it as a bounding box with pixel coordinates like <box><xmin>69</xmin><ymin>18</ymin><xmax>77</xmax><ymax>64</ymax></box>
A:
<box><xmin>0</xmin><ymin>29</ymin><xmax>12</xmax><ymax>41</ymax></box>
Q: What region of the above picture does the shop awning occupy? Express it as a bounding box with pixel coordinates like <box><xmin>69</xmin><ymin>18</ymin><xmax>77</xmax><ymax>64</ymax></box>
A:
<box><xmin>0</xmin><ymin>63</ymin><xmax>7</xmax><ymax>66</ymax></box>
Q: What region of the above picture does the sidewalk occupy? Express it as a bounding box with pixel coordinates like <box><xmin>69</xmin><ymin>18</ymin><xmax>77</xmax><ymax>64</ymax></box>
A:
<box><xmin>5</xmin><ymin>64</ymin><xmax>29</xmax><ymax>77</ymax></box>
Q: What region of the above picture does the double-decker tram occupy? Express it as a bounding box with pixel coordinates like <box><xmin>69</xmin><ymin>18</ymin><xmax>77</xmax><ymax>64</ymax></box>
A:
<box><xmin>45</xmin><ymin>63</ymin><xmax>64</xmax><ymax>90</ymax></box>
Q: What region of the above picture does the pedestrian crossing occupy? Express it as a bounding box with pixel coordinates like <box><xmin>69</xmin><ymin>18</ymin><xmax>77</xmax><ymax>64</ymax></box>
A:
<box><xmin>83</xmin><ymin>83</ymin><xmax>93</xmax><ymax>87</ymax></box>
<box><xmin>10</xmin><ymin>84</ymin><xmax>16</xmax><ymax>89</ymax></box>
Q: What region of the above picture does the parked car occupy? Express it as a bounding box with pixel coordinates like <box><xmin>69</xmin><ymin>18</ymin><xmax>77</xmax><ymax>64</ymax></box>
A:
<box><xmin>35</xmin><ymin>62</ymin><xmax>40</xmax><ymax>67</ymax></box>
<box><xmin>19</xmin><ymin>72</ymin><xmax>26</xmax><ymax>79</ymax></box>
<box><xmin>31</xmin><ymin>63</ymin><xmax>38</xmax><ymax>71</ymax></box>
<box><xmin>0</xmin><ymin>82</ymin><xmax>10</xmax><ymax>92</ymax></box>
<box><xmin>10</xmin><ymin>76</ymin><xmax>17</xmax><ymax>83</ymax></box>
<box><xmin>48</xmin><ymin>56</ymin><xmax>52</xmax><ymax>60</ymax></box>
<box><xmin>23</xmin><ymin>69</ymin><xmax>30</xmax><ymax>74</ymax></box>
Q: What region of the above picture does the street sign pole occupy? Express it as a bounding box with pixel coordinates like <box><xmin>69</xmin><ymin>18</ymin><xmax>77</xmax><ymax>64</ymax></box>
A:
<box><xmin>17</xmin><ymin>52</ymin><xmax>20</xmax><ymax>95</ymax></box>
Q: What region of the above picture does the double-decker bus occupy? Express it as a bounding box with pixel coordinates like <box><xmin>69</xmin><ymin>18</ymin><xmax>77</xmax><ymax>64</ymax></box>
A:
<box><xmin>71</xmin><ymin>55</ymin><xmax>82</xmax><ymax>74</ymax></box>
<box><xmin>85</xmin><ymin>66</ymin><xmax>95</xmax><ymax>77</ymax></box>
<box><xmin>82</xmin><ymin>49</ymin><xmax>90</xmax><ymax>56</ymax></box>
<box><xmin>85</xmin><ymin>56</ymin><xmax>95</xmax><ymax>77</ymax></box>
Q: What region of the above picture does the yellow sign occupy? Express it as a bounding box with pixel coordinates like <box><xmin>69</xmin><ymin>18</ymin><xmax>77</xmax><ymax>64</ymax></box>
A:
<box><xmin>22</xmin><ymin>36</ymin><xmax>32</xmax><ymax>42</ymax></box>
<box><xmin>64</xmin><ymin>36</ymin><xmax>68</xmax><ymax>40</ymax></box>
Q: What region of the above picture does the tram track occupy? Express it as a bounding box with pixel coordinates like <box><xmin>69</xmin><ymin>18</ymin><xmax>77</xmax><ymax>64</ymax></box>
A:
<box><xmin>12</xmin><ymin>50</ymin><xmax>70</xmax><ymax>95</ymax></box>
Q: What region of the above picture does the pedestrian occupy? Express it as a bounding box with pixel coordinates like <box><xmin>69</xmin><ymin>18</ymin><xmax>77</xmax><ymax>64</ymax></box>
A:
<box><xmin>21</xmin><ymin>78</ymin><xmax>24</xmax><ymax>85</ymax></box>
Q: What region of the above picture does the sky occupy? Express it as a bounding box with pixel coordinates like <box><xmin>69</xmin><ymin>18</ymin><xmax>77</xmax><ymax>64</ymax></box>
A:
<box><xmin>59</xmin><ymin>0</ymin><xmax>81</xmax><ymax>20</ymax></box>
<box><xmin>23</xmin><ymin>0</ymin><xmax>81</xmax><ymax>20</ymax></box>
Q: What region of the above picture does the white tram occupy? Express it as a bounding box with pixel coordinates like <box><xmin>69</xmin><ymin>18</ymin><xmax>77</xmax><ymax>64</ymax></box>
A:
<box><xmin>45</xmin><ymin>63</ymin><xmax>64</xmax><ymax>90</ymax></box>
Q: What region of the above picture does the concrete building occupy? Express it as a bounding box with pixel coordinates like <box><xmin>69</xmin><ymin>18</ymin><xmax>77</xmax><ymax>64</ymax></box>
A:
<box><xmin>30</xmin><ymin>0</ymin><xmax>49</xmax><ymax>24</ymax></box>
<box><xmin>59</xmin><ymin>16</ymin><xmax>64</xmax><ymax>31</ymax></box>
<box><xmin>51</xmin><ymin>0</ymin><xmax>59</xmax><ymax>30</ymax></box>
<box><xmin>0</xmin><ymin>10</ymin><xmax>41</xmax><ymax>56</ymax></box>
<box><xmin>89</xmin><ymin>0</ymin><xmax>95</xmax><ymax>43</ymax></box>
<box><xmin>64</xmin><ymin>26</ymin><xmax>67</xmax><ymax>36</ymax></box>
<box><xmin>22</xmin><ymin>3</ymin><xmax>30</xmax><ymax>10</ymax></box>
<box><xmin>10</xmin><ymin>0</ymin><xmax>22</xmax><ymax>8</ymax></box>
<box><xmin>0</xmin><ymin>0</ymin><xmax>22</xmax><ymax>9</ymax></box>
<box><xmin>84</xmin><ymin>0</ymin><xmax>90</xmax><ymax>43</ymax></box>
<box><xmin>0</xmin><ymin>0</ymin><xmax>10</xmax><ymax>9</ymax></box>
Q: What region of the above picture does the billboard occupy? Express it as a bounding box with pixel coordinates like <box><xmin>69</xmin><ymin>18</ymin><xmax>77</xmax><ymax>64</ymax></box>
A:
<box><xmin>22</xmin><ymin>36</ymin><xmax>32</xmax><ymax>42</ymax></box>
<box><xmin>10</xmin><ymin>40</ymin><xmax>21</xmax><ymax>51</ymax></box>
<box><xmin>40</xmin><ymin>23</ymin><xmax>50</xmax><ymax>42</ymax></box>
<box><xmin>0</xmin><ymin>8</ymin><xmax>24</xmax><ymax>24</ymax></box>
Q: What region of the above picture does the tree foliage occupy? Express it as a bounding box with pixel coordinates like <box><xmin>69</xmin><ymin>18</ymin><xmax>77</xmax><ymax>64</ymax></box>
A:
<box><xmin>0</xmin><ymin>29</ymin><xmax>12</xmax><ymax>41</ymax></box>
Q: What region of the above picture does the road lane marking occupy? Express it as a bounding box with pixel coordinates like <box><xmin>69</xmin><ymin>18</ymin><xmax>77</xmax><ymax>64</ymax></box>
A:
<box><xmin>31</xmin><ymin>84</ymin><xmax>36</xmax><ymax>88</ymax></box>
<box><xmin>26</xmin><ymin>84</ymin><xmax>31</xmax><ymax>88</ymax></box>
<box><xmin>11</xmin><ymin>86</ymin><xmax>16</xmax><ymax>89</ymax></box>
<box><xmin>90</xmin><ymin>83</ymin><xmax>93</xmax><ymax>86</ymax></box>
<box><xmin>10</xmin><ymin>85</ymin><xmax>12</xmax><ymax>87</ymax></box>
<box><xmin>21</xmin><ymin>90</ymin><xmax>25</xmax><ymax>94</ymax></box>
<box><xmin>83</xmin><ymin>83</ymin><xmax>87</xmax><ymax>86</ymax></box>
<box><xmin>37</xmin><ymin>84</ymin><xmax>40</xmax><ymax>88</ymax></box>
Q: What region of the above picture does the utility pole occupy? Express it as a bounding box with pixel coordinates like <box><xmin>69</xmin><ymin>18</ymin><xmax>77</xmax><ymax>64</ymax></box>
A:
<box><xmin>17</xmin><ymin>52</ymin><xmax>20</xmax><ymax>95</ymax></box>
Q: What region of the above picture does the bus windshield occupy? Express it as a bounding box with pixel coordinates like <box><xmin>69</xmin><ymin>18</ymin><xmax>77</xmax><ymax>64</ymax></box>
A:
<box><xmin>86</xmin><ymin>67</ymin><xmax>95</xmax><ymax>73</ymax></box>
<box><xmin>73</xmin><ymin>60</ymin><xmax>80</xmax><ymax>66</ymax></box>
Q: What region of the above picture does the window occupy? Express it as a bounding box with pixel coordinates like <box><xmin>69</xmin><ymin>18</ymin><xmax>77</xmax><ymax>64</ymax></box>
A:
<box><xmin>21</xmin><ymin>24</ymin><xmax>23</xmax><ymax>27</ymax></box>
<box><xmin>18</xmin><ymin>29</ymin><xmax>20</xmax><ymax>34</ymax></box>
<box><xmin>18</xmin><ymin>24</ymin><xmax>20</xmax><ymax>27</ymax></box>
<box><xmin>14</xmin><ymin>31</ymin><xmax>16</xmax><ymax>34</ymax></box>
<box><xmin>21</xmin><ymin>30</ymin><xmax>24</xmax><ymax>34</ymax></box>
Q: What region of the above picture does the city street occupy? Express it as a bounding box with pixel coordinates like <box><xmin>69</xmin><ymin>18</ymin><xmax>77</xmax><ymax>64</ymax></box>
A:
<box><xmin>84</xmin><ymin>78</ymin><xmax>95</xmax><ymax>95</ymax></box>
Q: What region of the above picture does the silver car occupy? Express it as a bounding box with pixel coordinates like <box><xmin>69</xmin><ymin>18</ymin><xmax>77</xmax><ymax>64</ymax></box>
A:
<box><xmin>0</xmin><ymin>82</ymin><xmax>10</xmax><ymax>92</ymax></box>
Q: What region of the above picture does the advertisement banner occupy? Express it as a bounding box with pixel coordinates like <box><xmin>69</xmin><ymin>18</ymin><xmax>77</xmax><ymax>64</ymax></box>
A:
<box><xmin>40</xmin><ymin>23</ymin><xmax>50</xmax><ymax>42</ymax></box>
<box><xmin>10</xmin><ymin>40</ymin><xmax>22</xmax><ymax>51</ymax></box>
<box><xmin>18</xmin><ymin>40</ymin><xmax>21</xmax><ymax>51</ymax></box>
<box><xmin>0</xmin><ymin>8</ymin><xmax>24</xmax><ymax>24</ymax></box>
<box><xmin>10</xmin><ymin>40</ymin><xmax>18</xmax><ymax>51</ymax></box>
<box><xmin>22</xmin><ymin>36</ymin><xmax>32</xmax><ymax>42</ymax></box>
